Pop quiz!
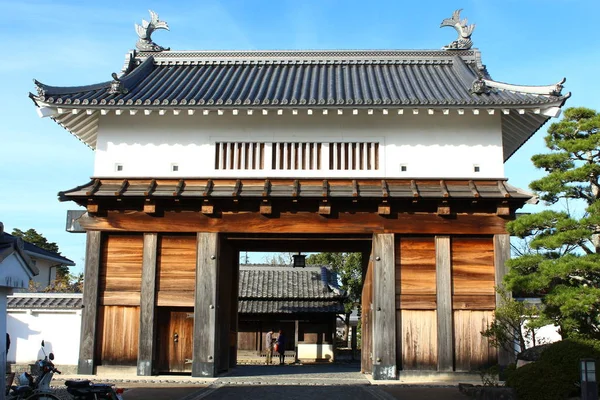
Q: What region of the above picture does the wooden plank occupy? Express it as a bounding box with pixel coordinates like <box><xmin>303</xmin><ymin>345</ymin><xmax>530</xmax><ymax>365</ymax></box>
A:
<box><xmin>217</xmin><ymin>240</ymin><xmax>233</xmax><ymax>373</ymax></box>
<box><xmin>454</xmin><ymin>310</ymin><xmax>497</xmax><ymax>371</ymax></box>
<box><xmin>192</xmin><ymin>232</ymin><xmax>219</xmax><ymax>377</ymax></box>
<box><xmin>401</xmin><ymin>310</ymin><xmax>438</xmax><ymax>370</ymax></box>
<box><xmin>156</xmin><ymin>292</ymin><xmax>195</xmax><ymax>307</ymax></box>
<box><xmin>138</xmin><ymin>233</ymin><xmax>158</xmax><ymax>376</ymax></box>
<box><xmin>100</xmin><ymin>292</ymin><xmax>140</xmax><ymax>306</ymax></box>
<box><xmin>398</xmin><ymin>237</ymin><xmax>436</xmax><ymax>297</ymax></box>
<box><xmin>436</xmin><ymin>236</ymin><xmax>453</xmax><ymax>372</ymax></box>
<box><xmin>494</xmin><ymin>234</ymin><xmax>513</xmax><ymax>365</ymax></box>
<box><xmin>96</xmin><ymin>305</ymin><xmax>140</xmax><ymax>365</ymax></box>
<box><xmin>100</xmin><ymin>235</ymin><xmax>143</xmax><ymax>292</ymax></box>
<box><xmin>452</xmin><ymin>237</ymin><xmax>495</xmax><ymax>296</ymax></box>
<box><xmin>452</xmin><ymin>295</ymin><xmax>495</xmax><ymax>310</ymax></box>
<box><xmin>77</xmin><ymin>211</ymin><xmax>510</xmax><ymax>235</ymax></box>
<box><xmin>78</xmin><ymin>231</ymin><xmax>101</xmax><ymax>374</ymax></box>
<box><xmin>372</xmin><ymin>233</ymin><xmax>397</xmax><ymax>380</ymax></box>
<box><xmin>397</xmin><ymin>295</ymin><xmax>437</xmax><ymax>310</ymax></box>
<box><xmin>157</xmin><ymin>235</ymin><xmax>197</xmax><ymax>292</ymax></box>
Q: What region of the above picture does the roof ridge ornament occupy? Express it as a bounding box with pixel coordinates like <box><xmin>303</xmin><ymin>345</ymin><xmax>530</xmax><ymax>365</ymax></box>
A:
<box><xmin>440</xmin><ymin>9</ymin><xmax>475</xmax><ymax>50</ymax></box>
<box><xmin>108</xmin><ymin>73</ymin><xmax>129</xmax><ymax>95</ymax></box>
<box><xmin>135</xmin><ymin>10</ymin><xmax>170</xmax><ymax>52</ymax></box>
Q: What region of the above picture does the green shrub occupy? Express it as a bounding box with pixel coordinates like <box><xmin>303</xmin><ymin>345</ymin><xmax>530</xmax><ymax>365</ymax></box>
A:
<box><xmin>506</xmin><ymin>339</ymin><xmax>600</xmax><ymax>400</ymax></box>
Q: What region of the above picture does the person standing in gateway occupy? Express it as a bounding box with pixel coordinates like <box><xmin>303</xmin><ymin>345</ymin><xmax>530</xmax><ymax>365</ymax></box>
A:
<box><xmin>276</xmin><ymin>330</ymin><xmax>286</xmax><ymax>365</ymax></box>
<box><xmin>265</xmin><ymin>329</ymin><xmax>274</xmax><ymax>365</ymax></box>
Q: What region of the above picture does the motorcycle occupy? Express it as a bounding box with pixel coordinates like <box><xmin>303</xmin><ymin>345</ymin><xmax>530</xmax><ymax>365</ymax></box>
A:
<box><xmin>7</xmin><ymin>341</ymin><xmax>62</xmax><ymax>400</ymax></box>
<box><xmin>65</xmin><ymin>380</ymin><xmax>124</xmax><ymax>400</ymax></box>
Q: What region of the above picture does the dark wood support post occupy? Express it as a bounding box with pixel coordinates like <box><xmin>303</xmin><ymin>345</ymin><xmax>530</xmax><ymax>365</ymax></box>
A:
<box><xmin>217</xmin><ymin>241</ymin><xmax>233</xmax><ymax>373</ymax></box>
<box><xmin>78</xmin><ymin>231</ymin><xmax>101</xmax><ymax>375</ymax></box>
<box><xmin>294</xmin><ymin>319</ymin><xmax>299</xmax><ymax>364</ymax></box>
<box><xmin>138</xmin><ymin>233</ymin><xmax>158</xmax><ymax>376</ymax></box>
<box><xmin>494</xmin><ymin>234</ymin><xmax>515</xmax><ymax>365</ymax></box>
<box><xmin>229</xmin><ymin>255</ymin><xmax>239</xmax><ymax>369</ymax></box>
<box><xmin>192</xmin><ymin>232</ymin><xmax>219</xmax><ymax>377</ymax></box>
<box><xmin>436</xmin><ymin>236</ymin><xmax>454</xmax><ymax>372</ymax></box>
<box><xmin>372</xmin><ymin>233</ymin><xmax>397</xmax><ymax>380</ymax></box>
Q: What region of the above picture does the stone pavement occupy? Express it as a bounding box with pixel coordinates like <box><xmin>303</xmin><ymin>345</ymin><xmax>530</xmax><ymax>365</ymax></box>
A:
<box><xmin>53</xmin><ymin>364</ymin><xmax>472</xmax><ymax>400</ymax></box>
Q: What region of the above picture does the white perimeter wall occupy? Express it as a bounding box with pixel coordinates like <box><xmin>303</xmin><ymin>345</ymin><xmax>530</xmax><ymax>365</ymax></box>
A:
<box><xmin>94</xmin><ymin>112</ymin><xmax>505</xmax><ymax>179</ymax></box>
<box><xmin>7</xmin><ymin>310</ymin><xmax>81</xmax><ymax>365</ymax></box>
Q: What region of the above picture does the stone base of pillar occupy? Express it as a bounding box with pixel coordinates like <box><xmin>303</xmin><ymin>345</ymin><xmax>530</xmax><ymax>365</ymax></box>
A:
<box><xmin>372</xmin><ymin>364</ymin><xmax>397</xmax><ymax>380</ymax></box>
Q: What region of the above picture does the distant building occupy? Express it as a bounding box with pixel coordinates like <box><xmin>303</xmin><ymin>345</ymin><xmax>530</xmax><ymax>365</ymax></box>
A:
<box><xmin>2</xmin><ymin>233</ymin><xmax>75</xmax><ymax>289</ymax></box>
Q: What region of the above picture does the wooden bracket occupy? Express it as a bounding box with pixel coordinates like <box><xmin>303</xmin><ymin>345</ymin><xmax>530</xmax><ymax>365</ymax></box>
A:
<box><xmin>437</xmin><ymin>201</ymin><xmax>451</xmax><ymax>216</ymax></box>
<box><xmin>86</xmin><ymin>202</ymin><xmax>99</xmax><ymax>214</ymax></box>
<box><xmin>497</xmin><ymin>202</ymin><xmax>511</xmax><ymax>216</ymax></box>
<box><xmin>318</xmin><ymin>200</ymin><xmax>331</xmax><ymax>215</ymax></box>
<box><xmin>260</xmin><ymin>200</ymin><xmax>272</xmax><ymax>215</ymax></box>
<box><xmin>378</xmin><ymin>202</ymin><xmax>391</xmax><ymax>215</ymax></box>
<box><xmin>144</xmin><ymin>199</ymin><xmax>156</xmax><ymax>214</ymax></box>
<box><xmin>202</xmin><ymin>200</ymin><xmax>214</xmax><ymax>215</ymax></box>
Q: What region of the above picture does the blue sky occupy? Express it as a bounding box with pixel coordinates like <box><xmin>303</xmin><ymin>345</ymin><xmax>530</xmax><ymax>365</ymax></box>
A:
<box><xmin>1</xmin><ymin>0</ymin><xmax>599</xmax><ymax>272</ymax></box>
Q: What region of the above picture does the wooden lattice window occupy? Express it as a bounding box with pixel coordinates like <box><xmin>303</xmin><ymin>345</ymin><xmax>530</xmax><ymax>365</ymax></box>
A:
<box><xmin>215</xmin><ymin>142</ymin><xmax>265</xmax><ymax>170</ymax></box>
<box><xmin>329</xmin><ymin>142</ymin><xmax>379</xmax><ymax>170</ymax></box>
<box><xmin>271</xmin><ymin>142</ymin><xmax>322</xmax><ymax>170</ymax></box>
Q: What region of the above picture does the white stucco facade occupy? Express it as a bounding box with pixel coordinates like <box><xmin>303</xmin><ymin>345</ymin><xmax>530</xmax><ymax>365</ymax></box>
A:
<box><xmin>93</xmin><ymin>112</ymin><xmax>505</xmax><ymax>179</ymax></box>
<box><xmin>7</xmin><ymin>307</ymin><xmax>81</xmax><ymax>365</ymax></box>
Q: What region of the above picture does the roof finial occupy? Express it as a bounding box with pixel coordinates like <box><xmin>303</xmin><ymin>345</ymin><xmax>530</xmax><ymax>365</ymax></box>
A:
<box><xmin>135</xmin><ymin>10</ymin><xmax>170</xmax><ymax>52</ymax></box>
<box><xmin>440</xmin><ymin>9</ymin><xmax>475</xmax><ymax>50</ymax></box>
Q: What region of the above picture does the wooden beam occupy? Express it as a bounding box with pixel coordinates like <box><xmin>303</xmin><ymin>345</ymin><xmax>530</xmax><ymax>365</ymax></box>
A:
<box><xmin>381</xmin><ymin>180</ymin><xmax>389</xmax><ymax>199</ymax></box>
<box><xmin>440</xmin><ymin>180</ymin><xmax>449</xmax><ymax>198</ymax></box>
<box><xmin>78</xmin><ymin>231</ymin><xmax>101</xmax><ymax>375</ymax></box>
<box><xmin>262</xmin><ymin>179</ymin><xmax>271</xmax><ymax>197</ymax></box>
<box><xmin>232</xmin><ymin>179</ymin><xmax>241</xmax><ymax>197</ymax></box>
<box><xmin>86</xmin><ymin>179</ymin><xmax>101</xmax><ymax>196</ymax></box>
<box><xmin>468</xmin><ymin>180</ymin><xmax>480</xmax><ymax>198</ymax></box>
<box><xmin>494</xmin><ymin>234</ymin><xmax>515</xmax><ymax>366</ymax></box>
<box><xmin>436</xmin><ymin>236</ymin><xmax>453</xmax><ymax>372</ymax></box>
<box><xmin>138</xmin><ymin>233</ymin><xmax>158</xmax><ymax>376</ymax></box>
<box><xmin>322</xmin><ymin>180</ymin><xmax>329</xmax><ymax>198</ymax></box>
<box><xmin>410</xmin><ymin>180</ymin><xmax>419</xmax><ymax>199</ymax></box>
<box><xmin>497</xmin><ymin>181</ymin><xmax>510</xmax><ymax>198</ymax></box>
<box><xmin>144</xmin><ymin>179</ymin><xmax>157</xmax><ymax>197</ymax></box>
<box><xmin>192</xmin><ymin>232</ymin><xmax>219</xmax><ymax>377</ymax></box>
<box><xmin>77</xmin><ymin>211</ymin><xmax>510</xmax><ymax>235</ymax></box>
<box><xmin>372</xmin><ymin>233</ymin><xmax>397</xmax><ymax>380</ymax></box>
<box><xmin>115</xmin><ymin>179</ymin><xmax>129</xmax><ymax>196</ymax></box>
<box><xmin>173</xmin><ymin>179</ymin><xmax>185</xmax><ymax>196</ymax></box>
<box><xmin>203</xmin><ymin>179</ymin><xmax>213</xmax><ymax>197</ymax></box>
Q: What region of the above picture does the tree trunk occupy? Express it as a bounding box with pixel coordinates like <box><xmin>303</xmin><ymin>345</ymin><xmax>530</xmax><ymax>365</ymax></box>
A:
<box><xmin>342</xmin><ymin>312</ymin><xmax>351</xmax><ymax>346</ymax></box>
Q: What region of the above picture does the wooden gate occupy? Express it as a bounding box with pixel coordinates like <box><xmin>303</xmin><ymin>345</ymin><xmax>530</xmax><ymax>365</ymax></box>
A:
<box><xmin>157</xmin><ymin>307</ymin><xmax>194</xmax><ymax>373</ymax></box>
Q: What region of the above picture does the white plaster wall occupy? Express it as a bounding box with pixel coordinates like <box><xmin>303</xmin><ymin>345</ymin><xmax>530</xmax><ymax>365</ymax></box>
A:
<box><xmin>7</xmin><ymin>310</ymin><xmax>81</xmax><ymax>365</ymax></box>
<box><xmin>93</xmin><ymin>112</ymin><xmax>504</xmax><ymax>179</ymax></box>
<box><xmin>29</xmin><ymin>258</ymin><xmax>56</xmax><ymax>288</ymax></box>
<box><xmin>297</xmin><ymin>343</ymin><xmax>334</xmax><ymax>360</ymax></box>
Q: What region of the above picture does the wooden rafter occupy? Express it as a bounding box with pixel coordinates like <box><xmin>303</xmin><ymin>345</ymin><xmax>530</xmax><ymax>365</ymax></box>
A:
<box><xmin>173</xmin><ymin>179</ymin><xmax>185</xmax><ymax>196</ymax></box>
<box><xmin>322</xmin><ymin>180</ymin><xmax>329</xmax><ymax>197</ymax></box>
<box><xmin>86</xmin><ymin>179</ymin><xmax>101</xmax><ymax>196</ymax></box>
<box><xmin>232</xmin><ymin>179</ymin><xmax>241</xmax><ymax>197</ymax></box>
<box><xmin>352</xmin><ymin>180</ymin><xmax>358</xmax><ymax>197</ymax></box>
<box><xmin>497</xmin><ymin>181</ymin><xmax>510</xmax><ymax>198</ymax></box>
<box><xmin>115</xmin><ymin>179</ymin><xmax>128</xmax><ymax>196</ymax></box>
<box><xmin>440</xmin><ymin>180</ymin><xmax>449</xmax><ymax>198</ymax></box>
<box><xmin>292</xmin><ymin>179</ymin><xmax>300</xmax><ymax>198</ymax></box>
<box><xmin>262</xmin><ymin>179</ymin><xmax>271</xmax><ymax>197</ymax></box>
<box><xmin>381</xmin><ymin>180</ymin><xmax>389</xmax><ymax>198</ymax></box>
<box><xmin>203</xmin><ymin>179</ymin><xmax>213</xmax><ymax>197</ymax></box>
<box><xmin>144</xmin><ymin>179</ymin><xmax>157</xmax><ymax>197</ymax></box>
<box><xmin>468</xmin><ymin>180</ymin><xmax>480</xmax><ymax>198</ymax></box>
<box><xmin>410</xmin><ymin>180</ymin><xmax>420</xmax><ymax>198</ymax></box>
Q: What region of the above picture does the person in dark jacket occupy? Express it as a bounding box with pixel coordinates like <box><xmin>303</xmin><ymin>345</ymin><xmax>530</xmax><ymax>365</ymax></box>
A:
<box><xmin>276</xmin><ymin>330</ymin><xmax>286</xmax><ymax>365</ymax></box>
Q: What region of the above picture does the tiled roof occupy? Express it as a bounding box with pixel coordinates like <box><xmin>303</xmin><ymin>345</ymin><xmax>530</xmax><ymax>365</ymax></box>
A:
<box><xmin>8</xmin><ymin>293</ymin><xmax>82</xmax><ymax>310</ymax></box>
<box><xmin>30</xmin><ymin>49</ymin><xmax>568</xmax><ymax>160</ymax></box>
<box><xmin>2</xmin><ymin>233</ymin><xmax>74</xmax><ymax>266</ymax></box>
<box><xmin>33</xmin><ymin>50</ymin><xmax>565</xmax><ymax>109</ymax></box>
<box><xmin>238</xmin><ymin>299</ymin><xmax>344</xmax><ymax>314</ymax></box>
<box><xmin>238</xmin><ymin>265</ymin><xmax>344</xmax><ymax>314</ymax></box>
<box><xmin>58</xmin><ymin>178</ymin><xmax>534</xmax><ymax>205</ymax></box>
<box><xmin>238</xmin><ymin>265</ymin><xmax>342</xmax><ymax>299</ymax></box>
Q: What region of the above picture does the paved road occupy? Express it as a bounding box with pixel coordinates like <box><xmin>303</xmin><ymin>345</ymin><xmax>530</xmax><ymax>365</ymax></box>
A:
<box><xmin>117</xmin><ymin>364</ymin><xmax>468</xmax><ymax>400</ymax></box>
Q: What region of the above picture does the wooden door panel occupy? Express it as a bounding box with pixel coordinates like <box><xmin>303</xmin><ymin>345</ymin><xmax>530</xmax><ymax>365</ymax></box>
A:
<box><xmin>157</xmin><ymin>308</ymin><xmax>194</xmax><ymax>373</ymax></box>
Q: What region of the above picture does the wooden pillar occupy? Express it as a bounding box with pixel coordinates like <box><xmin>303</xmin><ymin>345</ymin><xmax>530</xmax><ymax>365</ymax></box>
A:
<box><xmin>372</xmin><ymin>233</ymin><xmax>397</xmax><ymax>380</ymax></box>
<box><xmin>192</xmin><ymin>232</ymin><xmax>219</xmax><ymax>377</ymax></box>
<box><xmin>78</xmin><ymin>231</ymin><xmax>101</xmax><ymax>375</ymax></box>
<box><xmin>494</xmin><ymin>234</ymin><xmax>515</xmax><ymax>365</ymax></box>
<box><xmin>294</xmin><ymin>319</ymin><xmax>299</xmax><ymax>364</ymax></box>
<box><xmin>137</xmin><ymin>233</ymin><xmax>158</xmax><ymax>376</ymax></box>
<box><xmin>436</xmin><ymin>236</ymin><xmax>454</xmax><ymax>372</ymax></box>
<box><xmin>229</xmin><ymin>256</ymin><xmax>239</xmax><ymax>368</ymax></box>
<box><xmin>217</xmin><ymin>240</ymin><xmax>232</xmax><ymax>373</ymax></box>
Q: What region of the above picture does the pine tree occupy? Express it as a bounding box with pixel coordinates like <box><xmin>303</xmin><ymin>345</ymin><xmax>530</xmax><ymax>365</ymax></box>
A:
<box><xmin>505</xmin><ymin>107</ymin><xmax>600</xmax><ymax>339</ymax></box>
